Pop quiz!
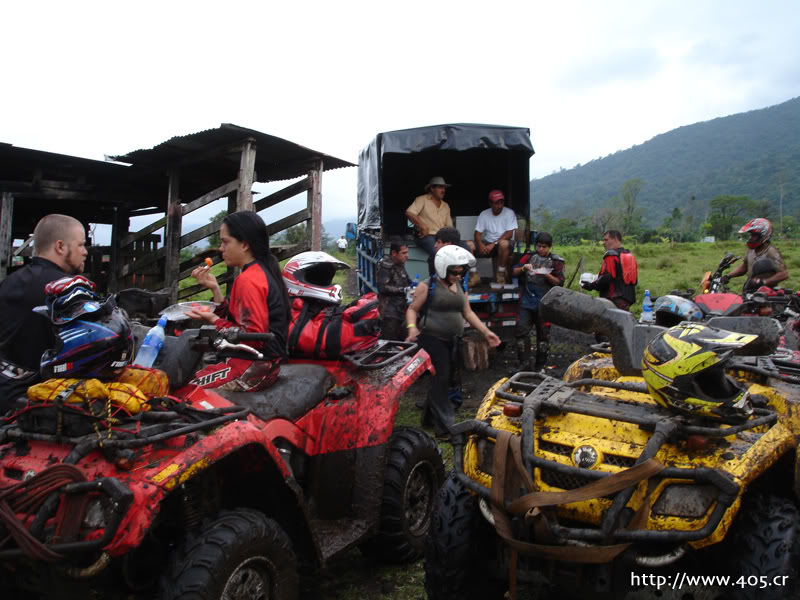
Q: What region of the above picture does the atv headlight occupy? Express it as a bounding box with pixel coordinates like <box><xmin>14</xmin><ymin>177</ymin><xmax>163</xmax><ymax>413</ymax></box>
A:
<box><xmin>476</xmin><ymin>439</ymin><xmax>495</xmax><ymax>475</ymax></box>
<box><xmin>652</xmin><ymin>484</ymin><xmax>718</xmax><ymax>518</ymax></box>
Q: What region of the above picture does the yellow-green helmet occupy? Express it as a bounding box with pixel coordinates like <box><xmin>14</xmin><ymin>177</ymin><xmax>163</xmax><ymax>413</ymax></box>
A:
<box><xmin>641</xmin><ymin>323</ymin><xmax>756</xmax><ymax>421</ymax></box>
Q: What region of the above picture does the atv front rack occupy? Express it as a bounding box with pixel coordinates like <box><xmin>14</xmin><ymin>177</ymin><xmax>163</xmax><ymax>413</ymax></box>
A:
<box><xmin>342</xmin><ymin>340</ymin><xmax>419</xmax><ymax>370</ymax></box>
<box><xmin>450</xmin><ymin>372</ymin><xmax>777</xmax><ymax>545</ymax></box>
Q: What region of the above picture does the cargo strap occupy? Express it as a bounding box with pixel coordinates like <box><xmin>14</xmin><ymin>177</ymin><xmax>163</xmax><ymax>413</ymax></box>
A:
<box><xmin>0</xmin><ymin>464</ymin><xmax>88</xmax><ymax>562</ymax></box>
<box><xmin>489</xmin><ymin>430</ymin><xmax>664</xmax><ymax>599</ymax></box>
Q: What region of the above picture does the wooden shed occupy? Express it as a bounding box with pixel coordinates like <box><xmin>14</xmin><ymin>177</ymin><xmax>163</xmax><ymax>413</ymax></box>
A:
<box><xmin>0</xmin><ymin>124</ymin><xmax>354</xmax><ymax>302</ymax></box>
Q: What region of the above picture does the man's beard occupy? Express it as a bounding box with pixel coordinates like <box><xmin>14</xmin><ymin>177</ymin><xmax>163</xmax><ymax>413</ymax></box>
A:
<box><xmin>64</xmin><ymin>248</ymin><xmax>84</xmax><ymax>274</ymax></box>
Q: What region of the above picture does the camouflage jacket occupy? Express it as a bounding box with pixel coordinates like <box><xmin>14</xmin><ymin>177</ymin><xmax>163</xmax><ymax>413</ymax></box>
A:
<box><xmin>376</xmin><ymin>256</ymin><xmax>411</xmax><ymax>320</ymax></box>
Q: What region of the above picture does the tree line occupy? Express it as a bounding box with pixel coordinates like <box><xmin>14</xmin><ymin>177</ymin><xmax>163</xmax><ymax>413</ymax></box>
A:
<box><xmin>532</xmin><ymin>178</ymin><xmax>788</xmax><ymax>245</ymax></box>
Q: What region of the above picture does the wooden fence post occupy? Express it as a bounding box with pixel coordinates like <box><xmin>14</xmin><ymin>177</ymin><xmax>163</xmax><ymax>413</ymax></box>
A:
<box><xmin>237</xmin><ymin>139</ymin><xmax>256</xmax><ymax>212</ymax></box>
<box><xmin>164</xmin><ymin>169</ymin><xmax>182</xmax><ymax>303</ymax></box>
<box><xmin>108</xmin><ymin>206</ymin><xmax>130</xmax><ymax>293</ymax></box>
<box><xmin>0</xmin><ymin>193</ymin><xmax>14</xmax><ymax>280</ymax></box>
<box><xmin>308</xmin><ymin>159</ymin><xmax>323</xmax><ymax>251</ymax></box>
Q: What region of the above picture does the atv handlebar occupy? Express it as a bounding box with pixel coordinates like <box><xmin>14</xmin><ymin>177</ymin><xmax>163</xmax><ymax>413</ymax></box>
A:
<box><xmin>191</xmin><ymin>326</ymin><xmax>276</xmax><ymax>360</ymax></box>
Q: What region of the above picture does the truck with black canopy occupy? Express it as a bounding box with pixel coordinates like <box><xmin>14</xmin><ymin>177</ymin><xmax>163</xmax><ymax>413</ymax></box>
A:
<box><xmin>356</xmin><ymin>123</ymin><xmax>535</xmax><ymax>336</ymax></box>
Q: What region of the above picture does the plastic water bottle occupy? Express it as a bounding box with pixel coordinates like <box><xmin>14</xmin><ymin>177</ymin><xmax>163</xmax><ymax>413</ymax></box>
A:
<box><xmin>640</xmin><ymin>290</ymin><xmax>654</xmax><ymax>323</ymax></box>
<box><xmin>133</xmin><ymin>315</ymin><xmax>168</xmax><ymax>367</ymax></box>
<box><xmin>406</xmin><ymin>274</ymin><xmax>421</xmax><ymax>303</ymax></box>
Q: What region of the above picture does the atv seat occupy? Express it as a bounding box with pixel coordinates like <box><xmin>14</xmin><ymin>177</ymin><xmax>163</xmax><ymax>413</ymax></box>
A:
<box><xmin>216</xmin><ymin>364</ymin><xmax>333</xmax><ymax>422</ymax></box>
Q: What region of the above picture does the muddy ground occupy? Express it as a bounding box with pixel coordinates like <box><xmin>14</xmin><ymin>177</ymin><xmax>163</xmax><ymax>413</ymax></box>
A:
<box><xmin>318</xmin><ymin>266</ymin><xmax>600</xmax><ymax>600</ymax></box>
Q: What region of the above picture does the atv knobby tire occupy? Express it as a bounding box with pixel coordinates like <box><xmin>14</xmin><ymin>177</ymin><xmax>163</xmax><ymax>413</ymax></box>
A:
<box><xmin>158</xmin><ymin>508</ymin><xmax>298</xmax><ymax>600</ymax></box>
<box><xmin>424</xmin><ymin>470</ymin><xmax>506</xmax><ymax>600</ymax></box>
<box><xmin>362</xmin><ymin>426</ymin><xmax>445</xmax><ymax>563</ymax></box>
<box><xmin>726</xmin><ymin>493</ymin><xmax>800</xmax><ymax>600</ymax></box>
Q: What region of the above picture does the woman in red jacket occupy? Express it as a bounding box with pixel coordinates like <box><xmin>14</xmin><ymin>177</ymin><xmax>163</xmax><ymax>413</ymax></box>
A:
<box><xmin>186</xmin><ymin>211</ymin><xmax>290</xmax><ymax>391</ymax></box>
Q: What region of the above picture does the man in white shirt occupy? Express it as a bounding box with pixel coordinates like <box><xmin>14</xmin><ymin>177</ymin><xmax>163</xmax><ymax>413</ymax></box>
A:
<box><xmin>474</xmin><ymin>190</ymin><xmax>517</xmax><ymax>284</ymax></box>
<box><xmin>336</xmin><ymin>235</ymin><xmax>348</xmax><ymax>251</ymax></box>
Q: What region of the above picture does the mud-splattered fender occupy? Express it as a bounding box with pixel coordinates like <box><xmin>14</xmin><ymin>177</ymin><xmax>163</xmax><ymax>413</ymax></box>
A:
<box><xmin>105</xmin><ymin>416</ymin><xmax>300</xmax><ymax>556</ymax></box>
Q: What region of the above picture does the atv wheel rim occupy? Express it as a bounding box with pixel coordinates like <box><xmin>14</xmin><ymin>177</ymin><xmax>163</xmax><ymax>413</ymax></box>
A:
<box><xmin>404</xmin><ymin>461</ymin><xmax>436</xmax><ymax>537</ymax></box>
<box><xmin>222</xmin><ymin>556</ymin><xmax>272</xmax><ymax>600</ymax></box>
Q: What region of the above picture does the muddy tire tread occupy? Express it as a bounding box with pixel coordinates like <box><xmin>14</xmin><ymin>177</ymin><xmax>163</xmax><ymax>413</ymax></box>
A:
<box><xmin>727</xmin><ymin>493</ymin><xmax>799</xmax><ymax>600</ymax></box>
<box><xmin>364</xmin><ymin>426</ymin><xmax>445</xmax><ymax>563</ymax></box>
<box><xmin>158</xmin><ymin>507</ymin><xmax>298</xmax><ymax>600</ymax></box>
<box><xmin>424</xmin><ymin>470</ymin><xmax>505</xmax><ymax>600</ymax></box>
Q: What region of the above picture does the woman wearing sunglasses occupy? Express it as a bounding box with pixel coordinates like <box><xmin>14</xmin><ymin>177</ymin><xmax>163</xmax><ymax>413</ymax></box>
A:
<box><xmin>406</xmin><ymin>245</ymin><xmax>501</xmax><ymax>439</ymax></box>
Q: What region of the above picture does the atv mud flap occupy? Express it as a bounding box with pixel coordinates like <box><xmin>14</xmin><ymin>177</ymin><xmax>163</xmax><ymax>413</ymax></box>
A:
<box><xmin>447</xmin><ymin>372</ymin><xmax>782</xmax><ymax>552</ymax></box>
<box><xmin>0</xmin><ymin>476</ymin><xmax>133</xmax><ymax>561</ymax></box>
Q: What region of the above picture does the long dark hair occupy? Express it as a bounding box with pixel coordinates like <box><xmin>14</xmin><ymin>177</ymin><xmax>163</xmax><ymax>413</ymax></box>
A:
<box><xmin>223</xmin><ymin>211</ymin><xmax>288</xmax><ymax>298</ymax></box>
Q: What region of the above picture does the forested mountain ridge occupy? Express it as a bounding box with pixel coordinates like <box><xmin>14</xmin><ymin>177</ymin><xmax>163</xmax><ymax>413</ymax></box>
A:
<box><xmin>530</xmin><ymin>96</ymin><xmax>800</xmax><ymax>227</ymax></box>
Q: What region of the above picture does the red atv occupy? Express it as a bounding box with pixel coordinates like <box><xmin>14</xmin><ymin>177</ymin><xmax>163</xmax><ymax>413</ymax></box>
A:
<box><xmin>0</xmin><ymin>324</ymin><xmax>443</xmax><ymax>599</ymax></box>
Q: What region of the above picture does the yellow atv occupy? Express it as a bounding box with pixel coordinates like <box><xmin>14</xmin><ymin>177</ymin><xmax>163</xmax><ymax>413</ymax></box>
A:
<box><xmin>424</xmin><ymin>288</ymin><xmax>800</xmax><ymax>600</ymax></box>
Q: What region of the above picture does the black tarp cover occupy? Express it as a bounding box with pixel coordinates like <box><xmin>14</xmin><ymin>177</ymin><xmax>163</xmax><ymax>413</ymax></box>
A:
<box><xmin>357</xmin><ymin>123</ymin><xmax>534</xmax><ymax>229</ymax></box>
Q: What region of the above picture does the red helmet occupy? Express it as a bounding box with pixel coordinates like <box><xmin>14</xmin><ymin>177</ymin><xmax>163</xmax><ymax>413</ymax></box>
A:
<box><xmin>739</xmin><ymin>218</ymin><xmax>772</xmax><ymax>249</ymax></box>
<box><xmin>282</xmin><ymin>251</ymin><xmax>350</xmax><ymax>304</ymax></box>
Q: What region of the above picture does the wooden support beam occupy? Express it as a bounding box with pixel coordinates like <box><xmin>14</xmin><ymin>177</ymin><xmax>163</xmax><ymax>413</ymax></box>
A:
<box><xmin>0</xmin><ymin>193</ymin><xmax>13</xmax><ymax>280</ymax></box>
<box><xmin>237</xmin><ymin>139</ymin><xmax>256</xmax><ymax>212</ymax></box>
<box><xmin>253</xmin><ymin>177</ymin><xmax>312</xmax><ymax>212</ymax></box>
<box><xmin>120</xmin><ymin>216</ymin><xmax>166</xmax><ymax>248</ymax></box>
<box><xmin>180</xmin><ymin>213</ymin><xmax>227</xmax><ymax>248</ymax></box>
<box><xmin>129</xmin><ymin>206</ymin><xmax>164</xmax><ymax>217</ymax></box>
<box><xmin>164</xmin><ymin>169</ymin><xmax>182</xmax><ymax>304</ymax></box>
<box><xmin>118</xmin><ymin>246</ymin><xmax>166</xmax><ymax>277</ymax></box>
<box><xmin>273</xmin><ymin>241</ymin><xmax>310</xmax><ymax>261</ymax></box>
<box><xmin>182</xmin><ymin>179</ymin><xmax>238</xmax><ymax>216</ymax></box>
<box><xmin>266</xmin><ymin>209</ymin><xmax>311</xmax><ymax>237</ymax></box>
<box><xmin>13</xmin><ymin>234</ymin><xmax>33</xmax><ymax>257</ymax></box>
<box><xmin>177</xmin><ymin>271</ymin><xmax>235</xmax><ymax>300</ymax></box>
<box><xmin>307</xmin><ymin>159</ymin><xmax>323</xmax><ymax>251</ymax></box>
<box><xmin>108</xmin><ymin>206</ymin><xmax>130</xmax><ymax>293</ymax></box>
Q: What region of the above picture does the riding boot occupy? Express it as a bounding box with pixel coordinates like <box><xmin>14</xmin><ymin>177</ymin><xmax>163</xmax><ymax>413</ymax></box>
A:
<box><xmin>514</xmin><ymin>337</ymin><xmax>532</xmax><ymax>372</ymax></box>
<box><xmin>534</xmin><ymin>342</ymin><xmax>549</xmax><ymax>372</ymax></box>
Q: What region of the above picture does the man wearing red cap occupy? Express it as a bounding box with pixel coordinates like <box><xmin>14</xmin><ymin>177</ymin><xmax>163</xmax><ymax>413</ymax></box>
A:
<box><xmin>474</xmin><ymin>190</ymin><xmax>518</xmax><ymax>284</ymax></box>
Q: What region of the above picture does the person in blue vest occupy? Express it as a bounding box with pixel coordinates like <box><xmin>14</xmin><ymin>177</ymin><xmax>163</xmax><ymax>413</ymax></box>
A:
<box><xmin>511</xmin><ymin>232</ymin><xmax>565</xmax><ymax>372</ymax></box>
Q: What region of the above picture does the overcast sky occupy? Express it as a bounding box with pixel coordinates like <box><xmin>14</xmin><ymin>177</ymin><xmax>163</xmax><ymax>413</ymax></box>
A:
<box><xmin>2</xmin><ymin>1</ymin><xmax>799</xmax><ymax>240</ymax></box>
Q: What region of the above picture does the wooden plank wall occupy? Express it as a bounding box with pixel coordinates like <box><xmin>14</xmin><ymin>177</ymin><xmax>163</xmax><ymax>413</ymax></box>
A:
<box><xmin>114</xmin><ymin>139</ymin><xmax>325</xmax><ymax>301</ymax></box>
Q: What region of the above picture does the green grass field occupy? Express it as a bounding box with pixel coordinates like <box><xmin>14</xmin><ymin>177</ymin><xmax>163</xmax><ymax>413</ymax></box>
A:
<box><xmin>558</xmin><ymin>238</ymin><xmax>800</xmax><ymax>316</ymax></box>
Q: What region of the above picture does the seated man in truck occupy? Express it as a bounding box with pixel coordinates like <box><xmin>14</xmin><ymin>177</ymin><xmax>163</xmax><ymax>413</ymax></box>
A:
<box><xmin>406</xmin><ymin>176</ymin><xmax>475</xmax><ymax>256</ymax></box>
<box><xmin>474</xmin><ymin>190</ymin><xmax>517</xmax><ymax>284</ymax></box>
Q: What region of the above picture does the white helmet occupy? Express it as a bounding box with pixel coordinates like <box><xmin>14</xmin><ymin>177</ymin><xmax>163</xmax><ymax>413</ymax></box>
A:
<box><xmin>282</xmin><ymin>251</ymin><xmax>351</xmax><ymax>304</ymax></box>
<box><xmin>434</xmin><ymin>245</ymin><xmax>476</xmax><ymax>279</ymax></box>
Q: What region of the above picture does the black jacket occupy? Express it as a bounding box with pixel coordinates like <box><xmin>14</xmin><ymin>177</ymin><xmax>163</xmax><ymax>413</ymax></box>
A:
<box><xmin>0</xmin><ymin>257</ymin><xmax>66</xmax><ymax>370</ymax></box>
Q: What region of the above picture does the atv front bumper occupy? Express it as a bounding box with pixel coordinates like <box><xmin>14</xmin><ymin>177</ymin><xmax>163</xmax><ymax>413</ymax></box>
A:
<box><xmin>449</xmin><ymin>373</ymin><xmax>781</xmax><ymax>547</ymax></box>
<box><xmin>0</xmin><ymin>476</ymin><xmax>133</xmax><ymax>561</ymax></box>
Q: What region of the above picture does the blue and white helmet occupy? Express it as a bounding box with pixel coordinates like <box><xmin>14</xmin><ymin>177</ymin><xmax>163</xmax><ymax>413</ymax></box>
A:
<box><xmin>653</xmin><ymin>295</ymin><xmax>704</xmax><ymax>328</ymax></box>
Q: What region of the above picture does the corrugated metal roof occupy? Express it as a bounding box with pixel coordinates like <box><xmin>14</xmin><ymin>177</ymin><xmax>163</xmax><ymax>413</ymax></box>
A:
<box><xmin>112</xmin><ymin>123</ymin><xmax>355</xmax><ymax>183</ymax></box>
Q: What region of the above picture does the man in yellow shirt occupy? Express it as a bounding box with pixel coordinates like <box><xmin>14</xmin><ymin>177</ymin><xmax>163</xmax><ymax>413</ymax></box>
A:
<box><xmin>405</xmin><ymin>176</ymin><xmax>454</xmax><ymax>256</ymax></box>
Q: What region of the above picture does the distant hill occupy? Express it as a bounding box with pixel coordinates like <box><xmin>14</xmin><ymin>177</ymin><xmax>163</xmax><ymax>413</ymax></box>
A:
<box><xmin>530</xmin><ymin>96</ymin><xmax>800</xmax><ymax>226</ymax></box>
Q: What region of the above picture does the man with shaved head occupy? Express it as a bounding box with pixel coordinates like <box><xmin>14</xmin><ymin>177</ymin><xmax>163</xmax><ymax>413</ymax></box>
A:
<box><xmin>0</xmin><ymin>214</ymin><xmax>88</xmax><ymax>408</ymax></box>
